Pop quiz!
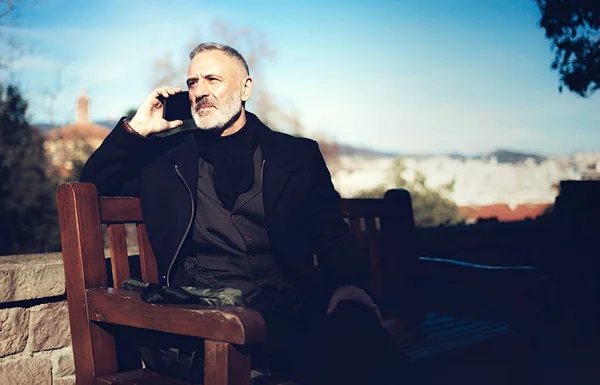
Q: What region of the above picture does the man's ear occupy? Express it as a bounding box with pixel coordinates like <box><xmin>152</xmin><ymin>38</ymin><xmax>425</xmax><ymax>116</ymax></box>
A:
<box><xmin>240</xmin><ymin>76</ymin><xmax>253</xmax><ymax>102</ymax></box>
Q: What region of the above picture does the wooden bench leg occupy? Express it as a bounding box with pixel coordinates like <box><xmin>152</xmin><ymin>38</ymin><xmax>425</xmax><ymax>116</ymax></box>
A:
<box><xmin>204</xmin><ymin>340</ymin><xmax>251</xmax><ymax>385</ymax></box>
<box><xmin>70</xmin><ymin>319</ymin><xmax>118</xmax><ymax>384</ymax></box>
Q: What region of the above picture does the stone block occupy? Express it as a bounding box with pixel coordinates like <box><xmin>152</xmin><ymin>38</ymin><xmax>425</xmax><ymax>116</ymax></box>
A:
<box><xmin>29</xmin><ymin>302</ymin><xmax>71</xmax><ymax>352</ymax></box>
<box><xmin>51</xmin><ymin>347</ymin><xmax>75</xmax><ymax>378</ymax></box>
<box><xmin>0</xmin><ymin>357</ymin><xmax>51</xmax><ymax>385</ymax></box>
<box><xmin>54</xmin><ymin>377</ymin><xmax>75</xmax><ymax>385</ymax></box>
<box><xmin>0</xmin><ymin>253</ymin><xmax>65</xmax><ymax>302</ymax></box>
<box><xmin>0</xmin><ymin>307</ymin><xmax>29</xmax><ymax>358</ymax></box>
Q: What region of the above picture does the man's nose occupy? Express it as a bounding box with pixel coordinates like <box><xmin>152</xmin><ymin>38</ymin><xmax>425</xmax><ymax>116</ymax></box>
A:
<box><xmin>192</xmin><ymin>82</ymin><xmax>210</xmax><ymax>101</ymax></box>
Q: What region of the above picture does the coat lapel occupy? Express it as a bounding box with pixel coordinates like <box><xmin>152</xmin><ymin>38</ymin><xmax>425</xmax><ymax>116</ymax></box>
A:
<box><xmin>232</xmin><ymin>147</ymin><xmax>263</xmax><ymax>212</ymax></box>
<box><xmin>251</xmin><ymin>112</ymin><xmax>302</xmax><ymax>215</ymax></box>
<box><xmin>262</xmin><ymin>160</ymin><xmax>292</xmax><ymax>215</ymax></box>
<box><xmin>161</xmin><ymin>132</ymin><xmax>199</xmax><ymax>200</ymax></box>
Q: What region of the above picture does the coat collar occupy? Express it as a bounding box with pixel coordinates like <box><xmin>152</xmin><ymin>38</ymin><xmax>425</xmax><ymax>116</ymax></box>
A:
<box><xmin>160</xmin><ymin>111</ymin><xmax>302</xmax><ymax>170</ymax></box>
<box><xmin>158</xmin><ymin>111</ymin><xmax>302</xmax><ymax>213</ymax></box>
<box><xmin>248</xmin><ymin>111</ymin><xmax>303</xmax><ymax>172</ymax></box>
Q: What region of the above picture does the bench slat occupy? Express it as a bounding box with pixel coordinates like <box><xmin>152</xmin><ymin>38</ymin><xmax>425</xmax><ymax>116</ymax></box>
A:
<box><xmin>100</xmin><ymin>197</ymin><xmax>143</xmax><ymax>223</ymax></box>
<box><xmin>96</xmin><ymin>369</ymin><xmax>187</xmax><ymax>385</ymax></box>
<box><xmin>86</xmin><ymin>288</ymin><xmax>267</xmax><ymax>345</ymax></box>
<box><xmin>107</xmin><ymin>224</ymin><xmax>130</xmax><ymax>288</ymax></box>
<box><xmin>420</xmin><ymin>321</ymin><xmax>506</xmax><ymax>346</ymax></box>
<box><xmin>407</xmin><ymin>313</ymin><xmax>509</xmax><ymax>360</ymax></box>
<box><xmin>408</xmin><ymin>326</ymin><xmax>508</xmax><ymax>360</ymax></box>
<box><xmin>421</xmin><ymin>315</ymin><xmax>475</xmax><ymax>330</ymax></box>
<box><xmin>364</xmin><ymin>217</ymin><xmax>383</xmax><ymax>298</ymax></box>
<box><xmin>341</xmin><ymin>199</ymin><xmax>388</xmax><ymax>218</ymax></box>
<box><xmin>137</xmin><ymin>224</ymin><xmax>159</xmax><ymax>283</ymax></box>
<box><xmin>348</xmin><ymin>217</ymin><xmax>362</xmax><ymax>241</ymax></box>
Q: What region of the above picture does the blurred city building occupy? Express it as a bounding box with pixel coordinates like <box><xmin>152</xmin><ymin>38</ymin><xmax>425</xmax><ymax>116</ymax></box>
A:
<box><xmin>331</xmin><ymin>151</ymin><xmax>600</xmax><ymax>223</ymax></box>
<box><xmin>43</xmin><ymin>91</ymin><xmax>110</xmax><ymax>179</ymax></box>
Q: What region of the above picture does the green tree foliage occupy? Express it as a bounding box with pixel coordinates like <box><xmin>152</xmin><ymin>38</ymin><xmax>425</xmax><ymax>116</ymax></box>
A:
<box><xmin>355</xmin><ymin>159</ymin><xmax>464</xmax><ymax>227</ymax></box>
<box><xmin>64</xmin><ymin>140</ymin><xmax>92</xmax><ymax>183</ymax></box>
<box><xmin>0</xmin><ymin>84</ymin><xmax>61</xmax><ymax>254</ymax></box>
<box><xmin>124</xmin><ymin>107</ymin><xmax>137</xmax><ymax>118</ymax></box>
<box><xmin>535</xmin><ymin>0</ymin><xmax>600</xmax><ymax>97</ymax></box>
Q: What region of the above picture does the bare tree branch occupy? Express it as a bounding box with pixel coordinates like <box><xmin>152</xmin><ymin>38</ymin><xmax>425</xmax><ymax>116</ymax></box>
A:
<box><xmin>0</xmin><ymin>0</ymin><xmax>15</xmax><ymax>20</ymax></box>
<box><xmin>0</xmin><ymin>0</ymin><xmax>35</xmax><ymax>71</ymax></box>
<box><xmin>148</xmin><ymin>20</ymin><xmax>341</xmax><ymax>166</ymax></box>
<box><xmin>150</xmin><ymin>20</ymin><xmax>301</xmax><ymax>134</ymax></box>
<box><xmin>42</xmin><ymin>65</ymin><xmax>70</xmax><ymax>129</ymax></box>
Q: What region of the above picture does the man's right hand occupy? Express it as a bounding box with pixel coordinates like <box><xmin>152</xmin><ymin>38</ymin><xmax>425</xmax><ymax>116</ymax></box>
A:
<box><xmin>128</xmin><ymin>87</ymin><xmax>185</xmax><ymax>138</ymax></box>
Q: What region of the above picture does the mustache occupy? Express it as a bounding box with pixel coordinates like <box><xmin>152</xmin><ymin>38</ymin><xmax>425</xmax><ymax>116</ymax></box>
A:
<box><xmin>193</xmin><ymin>98</ymin><xmax>216</xmax><ymax>111</ymax></box>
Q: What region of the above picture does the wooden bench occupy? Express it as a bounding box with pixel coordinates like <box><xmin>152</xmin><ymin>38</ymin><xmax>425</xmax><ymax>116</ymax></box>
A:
<box><xmin>57</xmin><ymin>182</ymin><xmax>542</xmax><ymax>384</ymax></box>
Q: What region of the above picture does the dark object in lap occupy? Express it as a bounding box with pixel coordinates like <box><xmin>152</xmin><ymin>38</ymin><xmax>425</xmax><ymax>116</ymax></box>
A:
<box><xmin>122</xmin><ymin>277</ymin><xmax>244</xmax><ymax>306</ymax></box>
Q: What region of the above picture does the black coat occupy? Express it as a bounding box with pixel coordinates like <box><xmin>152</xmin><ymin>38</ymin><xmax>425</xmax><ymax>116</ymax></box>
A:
<box><xmin>79</xmin><ymin>112</ymin><xmax>368</xmax><ymax>310</ymax></box>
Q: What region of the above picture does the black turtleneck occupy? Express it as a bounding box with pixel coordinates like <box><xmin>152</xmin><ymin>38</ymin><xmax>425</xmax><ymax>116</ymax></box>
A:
<box><xmin>194</xmin><ymin>119</ymin><xmax>259</xmax><ymax>211</ymax></box>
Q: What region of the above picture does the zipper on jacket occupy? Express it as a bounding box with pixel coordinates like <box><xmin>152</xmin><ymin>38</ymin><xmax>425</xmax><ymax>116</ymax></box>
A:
<box><xmin>260</xmin><ymin>159</ymin><xmax>265</xmax><ymax>187</ymax></box>
<box><xmin>166</xmin><ymin>164</ymin><xmax>195</xmax><ymax>286</ymax></box>
<box><xmin>261</xmin><ymin>159</ymin><xmax>270</xmax><ymax>235</ymax></box>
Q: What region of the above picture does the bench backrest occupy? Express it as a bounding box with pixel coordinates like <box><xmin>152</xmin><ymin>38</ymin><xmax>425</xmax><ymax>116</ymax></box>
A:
<box><xmin>340</xmin><ymin>189</ymin><xmax>417</xmax><ymax>300</ymax></box>
<box><xmin>57</xmin><ymin>183</ymin><xmax>416</xmax><ymax>303</ymax></box>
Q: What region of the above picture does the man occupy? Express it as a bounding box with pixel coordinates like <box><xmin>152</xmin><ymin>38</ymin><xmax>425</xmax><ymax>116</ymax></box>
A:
<box><xmin>80</xmin><ymin>42</ymin><xmax>413</xmax><ymax>384</ymax></box>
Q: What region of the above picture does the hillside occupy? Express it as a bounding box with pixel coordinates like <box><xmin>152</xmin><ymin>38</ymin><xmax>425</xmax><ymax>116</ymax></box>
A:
<box><xmin>337</xmin><ymin>143</ymin><xmax>399</xmax><ymax>158</ymax></box>
<box><xmin>33</xmin><ymin>121</ymin><xmax>551</xmax><ymax>165</ymax></box>
<box><xmin>483</xmin><ymin>150</ymin><xmax>547</xmax><ymax>164</ymax></box>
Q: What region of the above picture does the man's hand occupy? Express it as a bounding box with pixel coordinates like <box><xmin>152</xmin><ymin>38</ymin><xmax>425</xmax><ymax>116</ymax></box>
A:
<box><xmin>128</xmin><ymin>87</ymin><xmax>185</xmax><ymax>137</ymax></box>
<box><xmin>327</xmin><ymin>285</ymin><xmax>382</xmax><ymax>322</ymax></box>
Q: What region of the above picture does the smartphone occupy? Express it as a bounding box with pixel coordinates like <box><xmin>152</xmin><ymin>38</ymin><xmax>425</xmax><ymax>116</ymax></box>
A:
<box><xmin>160</xmin><ymin>91</ymin><xmax>193</xmax><ymax>121</ymax></box>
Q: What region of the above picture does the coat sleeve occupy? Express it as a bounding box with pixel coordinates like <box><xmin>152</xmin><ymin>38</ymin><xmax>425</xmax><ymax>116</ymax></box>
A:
<box><xmin>307</xmin><ymin>141</ymin><xmax>370</xmax><ymax>290</ymax></box>
<box><xmin>79</xmin><ymin>118</ymin><xmax>148</xmax><ymax>197</ymax></box>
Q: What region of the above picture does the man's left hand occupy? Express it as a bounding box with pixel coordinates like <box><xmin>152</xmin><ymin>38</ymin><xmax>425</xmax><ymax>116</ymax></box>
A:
<box><xmin>327</xmin><ymin>285</ymin><xmax>383</xmax><ymax>322</ymax></box>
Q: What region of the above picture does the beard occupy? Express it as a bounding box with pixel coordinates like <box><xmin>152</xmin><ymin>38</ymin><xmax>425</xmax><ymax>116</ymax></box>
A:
<box><xmin>191</xmin><ymin>91</ymin><xmax>243</xmax><ymax>132</ymax></box>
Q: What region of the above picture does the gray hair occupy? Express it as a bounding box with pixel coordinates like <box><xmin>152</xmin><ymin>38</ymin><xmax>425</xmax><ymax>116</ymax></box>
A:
<box><xmin>189</xmin><ymin>42</ymin><xmax>250</xmax><ymax>76</ymax></box>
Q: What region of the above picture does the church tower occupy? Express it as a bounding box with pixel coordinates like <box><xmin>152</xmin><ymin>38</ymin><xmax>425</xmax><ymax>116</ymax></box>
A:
<box><xmin>75</xmin><ymin>89</ymin><xmax>89</xmax><ymax>123</ymax></box>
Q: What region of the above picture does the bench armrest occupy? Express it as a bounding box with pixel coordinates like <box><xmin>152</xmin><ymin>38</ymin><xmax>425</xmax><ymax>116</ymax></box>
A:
<box><xmin>86</xmin><ymin>288</ymin><xmax>267</xmax><ymax>344</ymax></box>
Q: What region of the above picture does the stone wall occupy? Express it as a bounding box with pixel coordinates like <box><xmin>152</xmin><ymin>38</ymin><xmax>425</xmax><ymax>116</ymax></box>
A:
<box><xmin>0</xmin><ymin>253</ymin><xmax>74</xmax><ymax>385</ymax></box>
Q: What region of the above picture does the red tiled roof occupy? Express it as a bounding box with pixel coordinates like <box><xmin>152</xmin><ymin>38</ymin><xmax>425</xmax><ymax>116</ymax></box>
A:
<box><xmin>43</xmin><ymin>122</ymin><xmax>110</xmax><ymax>141</ymax></box>
<box><xmin>459</xmin><ymin>203</ymin><xmax>551</xmax><ymax>222</ymax></box>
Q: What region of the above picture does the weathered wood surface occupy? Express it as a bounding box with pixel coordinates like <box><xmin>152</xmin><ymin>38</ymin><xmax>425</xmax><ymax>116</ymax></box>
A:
<box><xmin>87</xmin><ymin>288</ymin><xmax>267</xmax><ymax>344</ymax></box>
<box><xmin>57</xmin><ymin>183</ymin><xmax>119</xmax><ymax>384</ymax></box>
<box><xmin>100</xmin><ymin>197</ymin><xmax>144</xmax><ymax>223</ymax></box>
<box><xmin>96</xmin><ymin>369</ymin><xmax>187</xmax><ymax>385</ymax></box>
<box><xmin>205</xmin><ymin>340</ymin><xmax>251</xmax><ymax>385</ymax></box>
<box><xmin>136</xmin><ymin>223</ymin><xmax>159</xmax><ymax>283</ymax></box>
<box><xmin>107</xmin><ymin>224</ymin><xmax>130</xmax><ymax>288</ymax></box>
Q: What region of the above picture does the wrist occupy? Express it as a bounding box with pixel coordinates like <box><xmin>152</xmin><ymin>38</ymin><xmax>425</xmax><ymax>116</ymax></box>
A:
<box><xmin>123</xmin><ymin>118</ymin><xmax>147</xmax><ymax>138</ymax></box>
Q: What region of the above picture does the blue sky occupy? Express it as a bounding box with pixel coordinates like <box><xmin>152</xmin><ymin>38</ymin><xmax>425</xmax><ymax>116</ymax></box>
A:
<box><xmin>0</xmin><ymin>0</ymin><xmax>598</xmax><ymax>155</ymax></box>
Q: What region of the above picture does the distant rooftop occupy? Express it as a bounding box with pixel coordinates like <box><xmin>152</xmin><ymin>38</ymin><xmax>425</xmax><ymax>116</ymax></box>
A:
<box><xmin>458</xmin><ymin>203</ymin><xmax>551</xmax><ymax>223</ymax></box>
<box><xmin>44</xmin><ymin>90</ymin><xmax>110</xmax><ymax>142</ymax></box>
<box><xmin>42</xmin><ymin>90</ymin><xmax>111</xmax><ymax>179</ymax></box>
